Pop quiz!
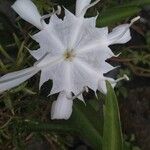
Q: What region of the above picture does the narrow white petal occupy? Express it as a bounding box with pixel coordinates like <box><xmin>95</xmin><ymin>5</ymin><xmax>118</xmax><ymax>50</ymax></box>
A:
<box><xmin>0</xmin><ymin>67</ymin><xmax>39</xmax><ymax>93</ymax></box>
<box><xmin>51</xmin><ymin>91</ymin><xmax>73</xmax><ymax>120</ymax></box>
<box><xmin>76</xmin><ymin>0</ymin><xmax>91</xmax><ymax>16</ymax></box>
<box><xmin>12</xmin><ymin>0</ymin><xmax>43</xmax><ymax>30</ymax></box>
<box><xmin>108</xmin><ymin>24</ymin><xmax>131</xmax><ymax>45</ymax></box>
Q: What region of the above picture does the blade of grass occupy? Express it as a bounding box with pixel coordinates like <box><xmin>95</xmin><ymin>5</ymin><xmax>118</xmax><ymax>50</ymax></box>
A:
<box><xmin>0</xmin><ymin>59</ymin><xmax>7</xmax><ymax>72</ymax></box>
<box><xmin>16</xmin><ymin>41</ymin><xmax>25</xmax><ymax>66</ymax></box>
<box><xmin>0</xmin><ymin>45</ymin><xmax>14</xmax><ymax>62</ymax></box>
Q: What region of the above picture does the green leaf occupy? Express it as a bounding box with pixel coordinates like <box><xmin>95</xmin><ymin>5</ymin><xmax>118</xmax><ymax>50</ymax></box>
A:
<box><xmin>122</xmin><ymin>0</ymin><xmax>150</xmax><ymax>7</ymax></box>
<box><xmin>97</xmin><ymin>6</ymin><xmax>140</xmax><ymax>26</ymax></box>
<box><xmin>69</xmin><ymin>101</ymin><xmax>103</xmax><ymax>150</ymax></box>
<box><xmin>102</xmin><ymin>81</ymin><xmax>123</xmax><ymax>150</ymax></box>
<box><xmin>16</xmin><ymin>119</ymin><xmax>76</xmax><ymax>133</ymax></box>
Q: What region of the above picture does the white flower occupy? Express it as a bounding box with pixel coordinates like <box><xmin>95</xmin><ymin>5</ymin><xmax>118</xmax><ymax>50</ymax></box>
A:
<box><xmin>0</xmin><ymin>0</ymin><xmax>139</xmax><ymax>119</ymax></box>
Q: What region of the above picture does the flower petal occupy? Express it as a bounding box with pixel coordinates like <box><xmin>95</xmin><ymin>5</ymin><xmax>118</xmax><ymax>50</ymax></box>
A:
<box><xmin>37</xmin><ymin>55</ymin><xmax>64</xmax><ymax>89</ymax></box>
<box><xmin>76</xmin><ymin>0</ymin><xmax>91</xmax><ymax>16</ymax></box>
<box><xmin>0</xmin><ymin>67</ymin><xmax>38</xmax><ymax>93</ymax></box>
<box><xmin>28</xmin><ymin>48</ymin><xmax>47</xmax><ymax>60</ymax></box>
<box><xmin>32</xmin><ymin>26</ymin><xmax>65</xmax><ymax>54</ymax></box>
<box><xmin>49</xmin><ymin>14</ymin><xmax>63</xmax><ymax>25</ymax></box>
<box><xmin>98</xmin><ymin>80</ymin><xmax>107</xmax><ymax>94</ymax></box>
<box><xmin>75</xmin><ymin>26</ymin><xmax>109</xmax><ymax>51</ymax></box>
<box><xmin>51</xmin><ymin>91</ymin><xmax>73</xmax><ymax>120</ymax></box>
<box><xmin>77</xmin><ymin>46</ymin><xmax>115</xmax><ymax>68</ymax></box>
<box><xmin>108</xmin><ymin>24</ymin><xmax>131</xmax><ymax>45</ymax></box>
<box><xmin>12</xmin><ymin>0</ymin><xmax>43</xmax><ymax>30</ymax></box>
<box><xmin>49</xmin><ymin>61</ymin><xmax>74</xmax><ymax>95</ymax></box>
<box><xmin>72</xmin><ymin>58</ymin><xmax>100</xmax><ymax>92</ymax></box>
<box><xmin>98</xmin><ymin>77</ymin><xmax>116</xmax><ymax>94</ymax></box>
<box><xmin>64</xmin><ymin>9</ymin><xmax>98</xmax><ymax>49</ymax></box>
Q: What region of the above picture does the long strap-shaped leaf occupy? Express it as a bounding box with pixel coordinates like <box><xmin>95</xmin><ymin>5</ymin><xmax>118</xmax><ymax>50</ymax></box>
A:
<box><xmin>98</xmin><ymin>6</ymin><xmax>140</xmax><ymax>27</ymax></box>
<box><xmin>102</xmin><ymin>81</ymin><xmax>123</xmax><ymax>150</ymax></box>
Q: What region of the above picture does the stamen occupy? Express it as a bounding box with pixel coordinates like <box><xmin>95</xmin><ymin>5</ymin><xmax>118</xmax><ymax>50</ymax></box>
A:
<box><xmin>85</xmin><ymin>87</ymin><xmax>89</xmax><ymax>93</ymax></box>
<box><xmin>80</xmin><ymin>0</ymin><xmax>101</xmax><ymax>17</ymax></box>
<box><xmin>56</xmin><ymin>6</ymin><xmax>61</xmax><ymax>15</ymax></box>
<box><xmin>112</xmin><ymin>74</ymin><xmax>129</xmax><ymax>84</ymax></box>
<box><xmin>130</xmin><ymin>16</ymin><xmax>140</xmax><ymax>26</ymax></box>
<box><xmin>114</xmin><ymin>52</ymin><xmax>122</xmax><ymax>57</ymax></box>
<box><xmin>40</xmin><ymin>5</ymin><xmax>62</xmax><ymax>28</ymax></box>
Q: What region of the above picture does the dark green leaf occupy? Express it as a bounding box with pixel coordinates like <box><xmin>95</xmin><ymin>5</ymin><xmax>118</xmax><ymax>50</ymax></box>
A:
<box><xmin>97</xmin><ymin>6</ymin><xmax>140</xmax><ymax>26</ymax></box>
<box><xmin>102</xmin><ymin>81</ymin><xmax>123</xmax><ymax>150</ymax></box>
<box><xmin>122</xmin><ymin>0</ymin><xmax>150</xmax><ymax>7</ymax></box>
<box><xmin>69</xmin><ymin>100</ymin><xmax>103</xmax><ymax>150</ymax></box>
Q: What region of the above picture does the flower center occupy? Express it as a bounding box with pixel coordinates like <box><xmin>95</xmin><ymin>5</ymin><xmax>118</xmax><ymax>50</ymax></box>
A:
<box><xmin>63</xmin><ymin>50</ymin><xmax>75</xmax><ymax>61</ymax></box>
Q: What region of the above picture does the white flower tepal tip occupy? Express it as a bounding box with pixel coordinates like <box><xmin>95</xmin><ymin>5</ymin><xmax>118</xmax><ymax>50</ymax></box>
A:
<box><xmin>51</xmin><ymin>91</ymin><xmax>73</xmax><ymax>120</ymax></box>
<box><xmin>12</xmin><ymin>0</ymin><xmax>43</xmax><ymax>30</ymax></box>
<box><xmin>76</xmin><ymin>0</ymin><xmax>91</xmax><ymax>16</ymax></box>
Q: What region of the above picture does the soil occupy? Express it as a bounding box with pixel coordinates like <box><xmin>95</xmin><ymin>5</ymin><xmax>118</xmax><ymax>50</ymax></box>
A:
<box><xmin>120</xmin><ymin>77</ymin><xmax>150</xmax><ymax>150</ymax></box>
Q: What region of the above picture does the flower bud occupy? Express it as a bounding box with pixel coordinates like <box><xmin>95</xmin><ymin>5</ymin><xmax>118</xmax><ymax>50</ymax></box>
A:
<box><xmin>12</xmin><ymin>0</ymin><xmax>43</xmax><ymax>30</ymax></box>
<box><xmin>51</xmin><ymin>91</ymin><xmax>73</xmax><ymax>120</ymax></box>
